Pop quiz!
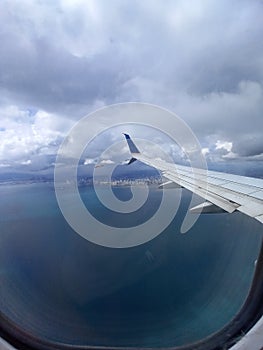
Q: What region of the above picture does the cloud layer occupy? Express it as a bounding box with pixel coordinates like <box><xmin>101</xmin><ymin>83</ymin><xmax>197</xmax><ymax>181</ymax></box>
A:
<box><xmin>0</xmin><ymin>0</ymin><xmax>263</xmax><ymax>168</ymax></box>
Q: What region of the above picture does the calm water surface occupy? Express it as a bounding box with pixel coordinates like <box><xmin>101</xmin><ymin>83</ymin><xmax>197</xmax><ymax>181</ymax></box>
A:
<box><xmin>0</xmin><ymin>182</ymin><xmax>262</xmax><ymax>347</ymax></box>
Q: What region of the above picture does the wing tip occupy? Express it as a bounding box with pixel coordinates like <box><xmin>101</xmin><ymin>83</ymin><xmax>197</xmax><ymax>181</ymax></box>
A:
<box><xmin>123</xmin><ymin>133</ymin><xmax>140</xmax><ymax>154</ymax></box>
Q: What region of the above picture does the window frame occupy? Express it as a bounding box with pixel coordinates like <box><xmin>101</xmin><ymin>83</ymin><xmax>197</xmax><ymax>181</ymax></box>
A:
<box><xmin>1</xmin><ymin>239</ymin><xmax>263</xmax><ymax>350</ymax></box>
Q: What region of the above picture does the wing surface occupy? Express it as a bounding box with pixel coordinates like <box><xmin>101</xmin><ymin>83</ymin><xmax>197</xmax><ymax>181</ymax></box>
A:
<box><xmin>123</xmin><ymin>134</ymin><xmax>263</xmax><ymax>224</ymax></box>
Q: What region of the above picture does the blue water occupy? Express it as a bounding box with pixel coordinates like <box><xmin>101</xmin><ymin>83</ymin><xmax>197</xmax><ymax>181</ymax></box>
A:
<box><xmin>0</xmin><ymin>182</ymin><xmax>262</xmax><ymax>347</ymax></box>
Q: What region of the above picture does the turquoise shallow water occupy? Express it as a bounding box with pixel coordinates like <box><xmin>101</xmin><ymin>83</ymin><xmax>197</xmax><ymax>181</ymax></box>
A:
<box><xmin>0</xmin><ymin>182</ymin><xmax>262</xmax><ymax>347</ymax></box>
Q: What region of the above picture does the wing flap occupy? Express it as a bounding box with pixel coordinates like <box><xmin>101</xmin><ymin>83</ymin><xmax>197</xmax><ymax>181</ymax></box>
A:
<box><xmin>162</xmin><ymin>170</ymin><xmax>238</xmax><ymax>213</ymax></box>
<box><xmin>190</xmin><ymin>202</ymin><xmax>227</xmax><ymax>214</ymax></box>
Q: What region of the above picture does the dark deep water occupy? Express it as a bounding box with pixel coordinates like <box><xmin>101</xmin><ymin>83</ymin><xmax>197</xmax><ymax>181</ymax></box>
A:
<box><xmin>0</xmin><ymin>182</ymin><xmax>262</xmax><ymax>347</ymax></box>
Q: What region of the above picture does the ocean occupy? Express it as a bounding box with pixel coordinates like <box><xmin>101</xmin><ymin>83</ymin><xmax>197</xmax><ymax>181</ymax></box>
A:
<box><xmin>0</xmin><ymin>182</ymin><xmax>262</xmax><ymax>347</ymax></box>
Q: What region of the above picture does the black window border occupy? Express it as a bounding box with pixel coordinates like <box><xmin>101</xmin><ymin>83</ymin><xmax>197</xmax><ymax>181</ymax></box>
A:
<box><xmin>1</xmin><ymin>238</ymin><xmax>263</xmax><ymax>350</ymax></box>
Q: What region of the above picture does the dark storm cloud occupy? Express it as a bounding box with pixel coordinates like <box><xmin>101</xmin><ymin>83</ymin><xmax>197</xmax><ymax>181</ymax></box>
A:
<box><xmin>232</xmin><ymin>135</ymin><xmax>263</xmax><ymax>158</ymax></box>
<box><xmin>1</xmin><ymin>0</ymin><xmax>262</xmax><ymax>111</ymax></box>
<box><xmin>0</xmin><ymin>0</ymin><xmax>262</xmax><ymax>164</ymax></box>
<box><xmin>0</xmin><ymin>37</ymin><xmax>130</xmax><ymax>112</ymax></box>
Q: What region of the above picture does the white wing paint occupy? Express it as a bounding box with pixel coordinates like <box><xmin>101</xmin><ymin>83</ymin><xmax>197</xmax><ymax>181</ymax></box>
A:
<box><xmin>123</xmin><ymin>134</ymin><xmax>263</xmax><ymax>225</ymax></box>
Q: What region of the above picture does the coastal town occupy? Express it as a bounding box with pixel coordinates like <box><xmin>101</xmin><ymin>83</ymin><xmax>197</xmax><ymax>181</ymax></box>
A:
<box><xmin>78</xmin><ymin>175</ymin><xmax>162</xmax><ymax>187</ymax></box>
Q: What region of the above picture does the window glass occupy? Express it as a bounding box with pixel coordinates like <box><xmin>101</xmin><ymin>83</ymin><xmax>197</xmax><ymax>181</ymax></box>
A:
<box><xmin>1</xmin><ymin>180</ymin><xmax>262</xmax><ymax>347</ymax></box>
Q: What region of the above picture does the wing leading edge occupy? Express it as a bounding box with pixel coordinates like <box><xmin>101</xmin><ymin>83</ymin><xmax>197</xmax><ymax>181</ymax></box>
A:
<box><xmin>123</xmin><ymin>134</ymin><xmax>263</xmax><ymax>225</ymax></box>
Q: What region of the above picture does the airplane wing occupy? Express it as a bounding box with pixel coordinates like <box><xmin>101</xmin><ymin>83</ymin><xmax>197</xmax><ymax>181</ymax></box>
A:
<box><xmin>123</xmin><ymin>134</ymin><xmax>263</xmax><ymax>224</ymax></box>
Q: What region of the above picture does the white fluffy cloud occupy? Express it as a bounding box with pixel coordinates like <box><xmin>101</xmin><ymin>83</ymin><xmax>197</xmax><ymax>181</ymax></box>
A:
<box><xmin>215</xmin><ymin>141</ymin><xmax>233</xmax><ymax>153</ymax></box>
<box><xmin>0</xmin><ymin>105</ymin><xmax>73</xmax><ymax>165</ymax></box>
<box><xmin>84</xmin><ymin>158</ymin><xmax>95</xmax><ymax>165</ymax></box>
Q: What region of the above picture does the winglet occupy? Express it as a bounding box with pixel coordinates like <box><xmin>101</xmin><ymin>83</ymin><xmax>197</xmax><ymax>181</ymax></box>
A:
<box><xmin>123</xmin><ymin>134</ymin><xmax>140</xmax><ymax>154</ymax></box>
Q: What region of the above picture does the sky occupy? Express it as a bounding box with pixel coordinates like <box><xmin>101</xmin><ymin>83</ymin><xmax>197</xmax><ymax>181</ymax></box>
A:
<box><xmin>0</xmin><ymin>0</ymin><xmax>263</xmax><ymax>171</ymax></box>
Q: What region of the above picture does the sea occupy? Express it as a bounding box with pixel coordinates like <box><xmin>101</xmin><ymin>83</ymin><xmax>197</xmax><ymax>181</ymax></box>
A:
<box><xmin>0</xmin><ymin>181</ymin><xmax>262</xmax><ymax>347</ymax></box>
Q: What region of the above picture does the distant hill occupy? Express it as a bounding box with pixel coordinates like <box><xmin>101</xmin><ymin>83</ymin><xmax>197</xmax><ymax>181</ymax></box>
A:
<box><xmin>0</xmin><ymin>159</ymin><xmax>262</xmax><ymax>184</ymax></box>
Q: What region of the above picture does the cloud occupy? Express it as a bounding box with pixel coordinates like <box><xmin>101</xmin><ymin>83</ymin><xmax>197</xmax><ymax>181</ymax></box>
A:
<box><xmin>84</xmin><ymin>158</ymin><xmax>95</xmax><ymax>165</ymax></box>
<box><xmin>232</xmin><ymin>135</ymin><xmax>263</xmax><ymax>158</ymax></box>
<box><xmin>100</xmin><ymin>159</ymin><xmax>114</xmax><ymax>165</ymax></box>
<box><xmin>20</xmin><ymin>159</ymin><xmax>32</xmax><ymax>166</ymax></box>
<box><xmin>201</xmin><ymin>148</ymin><xmax>209</xmax><ymax>157</ymax></box>
<box><xmin>0</xmin><ymin>0</ymin><xmax>262</xmax><ymax>168</ymax></box>
<box><xmin>1</xmin><ymin>1</ymin><xmax>263</xmax><ymax>110</ymax></box>
<box><xmin>215</xmin><ymin>141</ymin><xmax>233</xmax><ymax>153</ymax></box>
<box><xmin>0</xmin><ymin>105</ymin><xmax>73</xmax><ymax>167</ymax></box>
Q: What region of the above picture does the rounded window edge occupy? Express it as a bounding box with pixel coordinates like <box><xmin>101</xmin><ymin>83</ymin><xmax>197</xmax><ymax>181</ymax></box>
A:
<box><xmin>1</xmin><ymin>238</ymin><xmax>263</xmax><ymax>350</ymax></box>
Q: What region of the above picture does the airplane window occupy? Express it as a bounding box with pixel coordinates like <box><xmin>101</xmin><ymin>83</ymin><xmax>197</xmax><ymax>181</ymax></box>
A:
<box><xmin>1</xmin><ymin>1</ymin><xmax>263</xmax><ymax>350</ymax></box>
